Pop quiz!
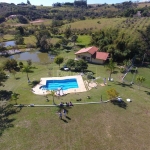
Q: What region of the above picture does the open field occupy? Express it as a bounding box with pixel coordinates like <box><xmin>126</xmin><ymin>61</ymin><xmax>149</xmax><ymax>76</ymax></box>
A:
<box><xmin>0</xmin><ymin>50</ymin><xmax>150</xmax><ymax>149</ymax></box>
<box><xmin>62</xmin><ymin>18</ymin><xmax>126</xmax><ymax>30</ymax></box>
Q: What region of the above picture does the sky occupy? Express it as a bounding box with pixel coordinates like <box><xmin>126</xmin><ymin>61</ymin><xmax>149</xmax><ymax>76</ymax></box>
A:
<box><xmin>0</xmin><ymin>0</ymin><xmax>145</xmax><ymax>6</ymax></box>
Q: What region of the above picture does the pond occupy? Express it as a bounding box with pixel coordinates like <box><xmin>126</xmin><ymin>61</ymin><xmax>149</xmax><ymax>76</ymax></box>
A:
<box><xmin>10</xmin><ymin>51</ymin><xmax>55</xmax><ymax>63</ymax></box>
<box><xmin>2</xmin><ymin>41</ymin><xmax>16</xmax><ymax>47</ymax></box>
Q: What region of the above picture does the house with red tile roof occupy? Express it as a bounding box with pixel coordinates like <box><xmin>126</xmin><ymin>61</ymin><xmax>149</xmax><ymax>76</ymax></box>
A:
<box><xmin>75</xmin><ymin>46</ymin><xmax>109</xmax><ymax>64</ymax></box>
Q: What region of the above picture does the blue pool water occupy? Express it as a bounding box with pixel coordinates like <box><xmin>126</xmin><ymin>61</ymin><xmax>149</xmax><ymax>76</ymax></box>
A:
<box><xmin>41</xmin><ymin>78</ymin><xmax>79</xmax><ymax>90</ymax></box>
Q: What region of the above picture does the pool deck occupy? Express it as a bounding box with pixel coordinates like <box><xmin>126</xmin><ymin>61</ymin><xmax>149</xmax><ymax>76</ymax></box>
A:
<box><xmin>32</xmin><ymin>75</ymin><xmax>87</xmax><ymax>95</ymax></box>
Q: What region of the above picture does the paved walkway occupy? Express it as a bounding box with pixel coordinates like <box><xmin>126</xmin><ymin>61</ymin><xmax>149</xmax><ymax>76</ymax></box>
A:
<box><xmin>14</xmin><ymin>100</ymin><xmax>110</xmax><ymax>107</ymax></box>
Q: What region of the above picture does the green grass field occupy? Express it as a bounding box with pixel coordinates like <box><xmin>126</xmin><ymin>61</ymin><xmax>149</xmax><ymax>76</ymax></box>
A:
<box><xmin>125</xmin><ymin>66</ymin><xmax>150</xmax><ymax>89</ymax></box>
<box><xmin>24</xmin><ymin>35</ymin><xmax>37</xmax><ymax>46</ymax></box>
<box><xmin>0</xmin><ymin>50</ymin><xmax>150</xmax><ymax>149</ymax></box>
<box><xmin>77</xmin><ymin>35</ymin><xmax>91</xmax><ymax>46</ymax></box>
<box><xmin>62</xmin><ymin>18</ymin><xmax>126</xmax><ymax>31</ymax></box>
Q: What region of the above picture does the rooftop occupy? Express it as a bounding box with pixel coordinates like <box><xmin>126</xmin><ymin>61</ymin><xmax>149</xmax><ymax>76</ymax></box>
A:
<box><xmin>96</xmin><ymin>52</ymin><xmax>109</xmax><ymax>60</ymax></box>
<box><xmin>75</xmin><ymin>46</ymin><xmax>99</xmax><ymax>55</ymax></box>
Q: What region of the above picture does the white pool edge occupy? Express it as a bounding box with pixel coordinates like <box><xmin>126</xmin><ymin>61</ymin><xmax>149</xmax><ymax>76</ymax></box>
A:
<box><xmin>32</xmin><ymin>75</ymin><xmax>87</xmax><ymax>95</ymax></box>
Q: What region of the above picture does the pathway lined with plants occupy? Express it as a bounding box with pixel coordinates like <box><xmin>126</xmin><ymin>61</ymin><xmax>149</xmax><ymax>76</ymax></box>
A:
<box><xmin>13</xmin><ymin>100</ymin><xmax>110</xmax><ymax>107</ymax></box>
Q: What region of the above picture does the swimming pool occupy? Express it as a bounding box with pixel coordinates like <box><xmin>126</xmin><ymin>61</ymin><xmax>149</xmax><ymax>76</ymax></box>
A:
<box><xmin>41</xmin><ymin>78</ymin><xmax>79</xmax><ymax>90</ymax></box>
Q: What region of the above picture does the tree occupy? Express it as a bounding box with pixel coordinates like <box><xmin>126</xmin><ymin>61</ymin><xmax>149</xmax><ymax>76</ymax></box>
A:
<box><xmin>11</xmin><ymin>69</ymin><xmax>17</xmax><ymax>79</ymax></box>
<box><xmin>54</xmin><ymin>56</ymin><xmax>64</xmax><ymax>68</ymax></box>
<box><xmin>21</xmin><ymin>65</ymin><xmax>33</xmax><ymax>82</ymax></box>
<box><xmin>0</xmin><ymin>69</ymin><xmax>7</xmax><ymax>87</ymax></box>
<box><xmin>27</xmin><ymin>0</ymin><xmax>31</xmax><ymax>5</ymax></box>
<box><xmin>15</xmin><ymin>35</ymin><xmax>24</xmax><ymax>45</ymax></box>
<box><xmin>46</xmin><ymin>90</ymin><xmax>55</xmax><ymax>104</ymax></box>
<box><xmin>71</xmin><ymin>34</ymin><xmax>78</xmax><ymax>46</ymax></box>
<box><xmin>3</xmin><ymin>59</ymin><xmax>18</xmax><ymax>72</ymax></box>
<box><xmin>66</xmin><ymin>59</ymin><xmax>75</xmax><ymax>70</ymax></box>
<box><xmin>19</xmin><ymin>62</ymin><xmax>24</xmax><ymax>69</ymax></box>
<box><xmin>75</xmin><ymin>59</ymin><xmax>88</xmax><ymax>72</ymax></box>
<box><xmin>105</xmin><ymin>58</ymin><xmax>117</xmax><ymax>81</ymax></box>
<box><xmin>11</xmin><ymin>92</ymin><xmax>19</xmax><ymax>104</ymax></box>
<box><xmin>27</xmin><ymin>59</ymin><xmax>32</xmax><ymax>66</ymax></box>
<box><xmin>136</xmin><ymin>75</ymin><xmax>145</xmax><ymax>89</ymax></box>
<box><xmin>64</xmin><ymin>25</ymin><xmax>72</xmax><ymax>39</ymax></box>
<box><xmin>16</xmin><ymin>26</ymin><xmax>24</xmax><ymax>35</ymax></box>
<box><xmin>107</xmin><ymin>88</ymin><xmax>119</xmax><ymax>100</ymax></box>
<box><xmin>39</xmin><ymin>35</ymin><xmax>49</xmax><ymax>52</ymax></box>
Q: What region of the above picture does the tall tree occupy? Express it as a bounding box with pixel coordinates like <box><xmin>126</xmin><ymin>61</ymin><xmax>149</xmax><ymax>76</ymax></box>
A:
<box><xmin>16</xmin><ymin>26</ymin><xmax>24</xmax><ymax>35</ymax></box>
<box><xmin>27</xmin><ymin>0</ymin><xmax>31</xmax><ymax>5</ymax></box>
<box><xmin>71</xmin><ymin>34</ymin><xmax>78</xmax><ymax>46</ymax></box>
<box><xmin>0</xmin><ymin>69</ymin><xmax>7</xmax><ymax>87</ymax></box>
<box><xmin>54</xmin><ymin>56</ymin><xmax>64</xmax><ymax>68</ymax></box>
<box><xmin>27</xmin><ymin>59</ymin><xmax>32</xmax><ymax>66</ymax></box>
<box><xmin>105</xmin><ymin>58</ymin><xmax>117</xmax><ymax>81</ymax></box>
<box><xmin>3</xmin><ymin>59</ymin><xmax>18</xmax><ymax>72</ymax></box>
<box><xmin>66</xmin><ymin>59</ymin><xmax>75</xmax><ymax>70</ymax></box>
<box><xmin>136</xmin><ymin>75</ymin><xmax>145</xmax><ymax>89</ymax></box>
<box><xmin>21</xmin><ymin>65</ymin><xmax>33</xmax><ymax>82</ymax></box>
<box><xmin>75</xmin><ymin>59</ymin><xmax>88</xmax><ymax>72</ymax></box>
<box><xmin>46</xmin><ymin>90</ymin><xmax>55</xmax><ymax>105</ymax></box>
<box><xmin>64</xmin><ymin>25</ymin><xmax>72</xmax><ymax>39</ymax></box>
<box><xmin>11</xmin><ymin>92</ymin><xmax>19</xmax><ymax>104</ymax></box>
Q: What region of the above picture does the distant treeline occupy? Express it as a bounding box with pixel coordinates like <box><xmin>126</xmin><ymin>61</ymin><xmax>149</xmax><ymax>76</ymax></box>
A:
<box><xmin>0</xmin><ymin>1</ymin><xmax>150</xmax><ymax>23</ymax></box>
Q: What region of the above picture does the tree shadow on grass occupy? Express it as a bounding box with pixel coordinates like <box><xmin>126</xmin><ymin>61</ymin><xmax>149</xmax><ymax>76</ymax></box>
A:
<box><xmin>0</xmin><ymin>104</ymin><xmax>22</xmax><ymax>136</ymax></box>
<box><xmin>0</xmin><ymin>90</ymin><xmax>12</xmax><ymax>101</ymax></box>
<box><xmin>113</xmin><ymin>71</ymin><xmax>119</xmax><ymax>74</ymax></box>
<box><xmin>115</xmin><ymin>81</ymin><xmax>133</xmax><ymax>88</ymax></box>
<box><xmin>111</xmin><ymin>100</ymin><xmax>127</xmax><ymax>109</ymax></box>
<box><xmin>31</xmin><ymin>80</ymin><xmax>40</xmax><ymax>88</ymax></box>
<box><xmin>15</xmin><ymin>77</ymin><xmax>20</xmax><ymax>80</ymax></box>
<box><xmin>145</xmin><ymin>91</ymin><xmax>150</xmax><ymax>95</ymax></box>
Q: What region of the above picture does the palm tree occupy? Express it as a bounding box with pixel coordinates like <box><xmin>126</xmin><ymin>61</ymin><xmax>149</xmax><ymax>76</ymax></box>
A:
<box><xmin>105</xmin><ymin>58</ymin><xmax>117</xmax><ymax>81</ymax></box>
<box><xmin>46</xmin><ymin>90</ymin><xmax>56</xmax><ymax>105</ymax></box>
<box><xmin>22</xmin><ymin>65</ymin><xmax>32</xmax><ymax>82</ymax></box>
<box><xmin>136</xmin><ymin>75</ymin><xmax>145</xmax><ymax>89</ymax></box>
<box><xmin>11</xmin><ymin>92</ymin><xmax>19</xmax><ymax>104</ymax></box>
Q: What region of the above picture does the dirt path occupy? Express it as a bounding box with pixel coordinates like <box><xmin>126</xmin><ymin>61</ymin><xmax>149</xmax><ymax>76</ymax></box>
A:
<box><xmin>30</xmin><ymin>20</ymin><xmax>44</xmax><ymax>23</ymax></box>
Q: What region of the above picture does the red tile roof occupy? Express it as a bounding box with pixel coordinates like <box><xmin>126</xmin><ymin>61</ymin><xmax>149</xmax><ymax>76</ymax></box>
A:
<box><xmin>96</xmin><ymin>52</ymin><xmax>109</xmax><ymax>60</ymax></box>
<box><xmin>75</xmin><ymin>46</ymin><xmax>98</xmax><ymax>55</ymax></box>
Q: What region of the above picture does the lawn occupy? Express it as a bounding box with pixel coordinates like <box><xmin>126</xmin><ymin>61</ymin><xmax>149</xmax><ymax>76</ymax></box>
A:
<box><xmin>125</xmin><ymin>66</ymin><xmax>150</xmax><ymax>89</ymax></box>
<box><xmin>77</xmin><ymin>35</ymin><xmax>91</xmax><ymax>46</ymax></box>
<box><xmin>24</xmin><ymin>35</ymin><xmax>37</xmax><ymax>46</ymax></box>
<box><xmin>0</xmin><ymin>51</ymin><xmax>150</xmax><ymax>149</ymax></box>
<box><xmin>0</xmin><ymin>34</ymin><xmax>14</xmax><ymax>42</ymax></box>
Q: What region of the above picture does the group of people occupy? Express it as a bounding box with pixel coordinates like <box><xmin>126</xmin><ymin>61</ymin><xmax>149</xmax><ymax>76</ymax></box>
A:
<box><xmin>59</xmin><ymin>102</ymin><xmax>73</xmax><ymax>107</ymax></box>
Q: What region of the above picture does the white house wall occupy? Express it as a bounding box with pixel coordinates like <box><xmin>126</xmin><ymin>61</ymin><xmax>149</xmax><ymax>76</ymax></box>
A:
<box><xmin>91</xmin><ymin>58</ymin><xmax>104</xmax><ymax>64</ymax></box>
<box><xmin>76</xmin><ymin>52</ymin><xmax>91</xmax><ymax>61</ymax></box>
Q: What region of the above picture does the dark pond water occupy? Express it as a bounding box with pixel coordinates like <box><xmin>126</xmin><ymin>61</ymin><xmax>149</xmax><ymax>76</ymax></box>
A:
<box><xmin>10</xmin><ymin>51</ymin><xmax>55</xmax><ymax>63</ymax></box>
<box><xmin>2</xmin><ymin>41</ymin><xmax>16</xmax><ymax>47</ymax></box>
